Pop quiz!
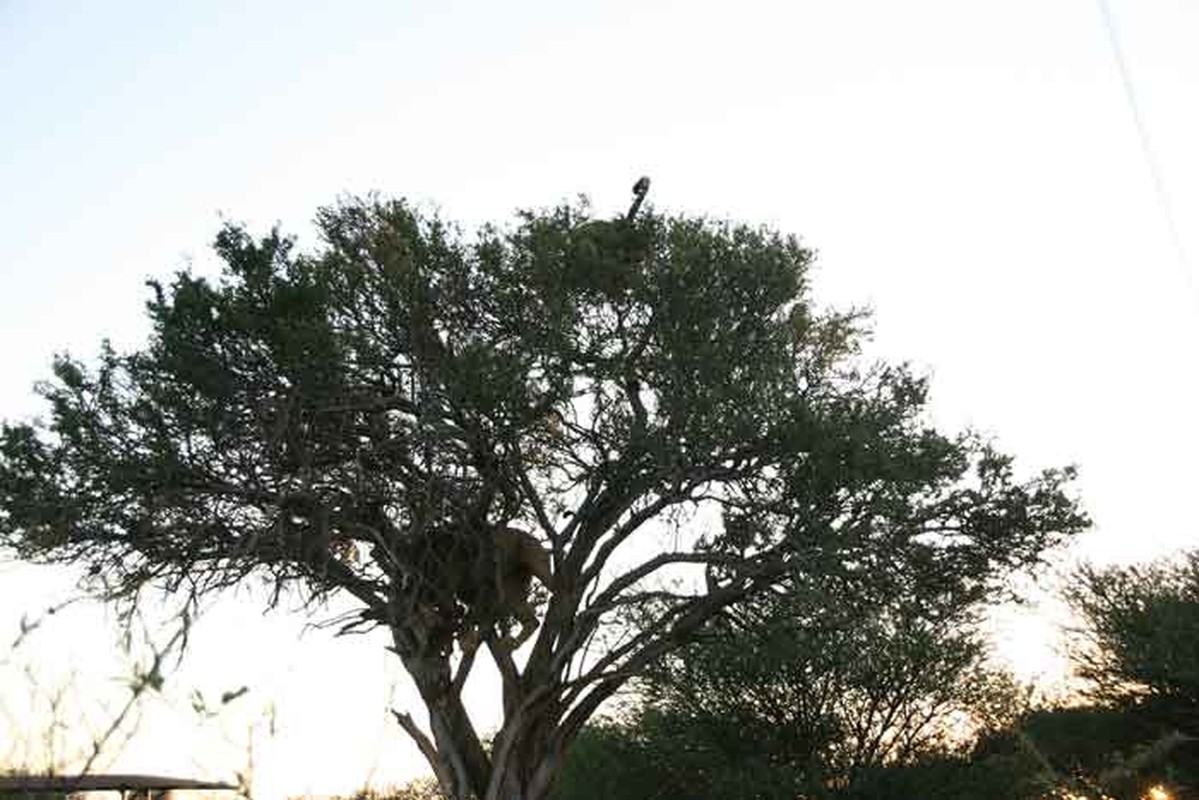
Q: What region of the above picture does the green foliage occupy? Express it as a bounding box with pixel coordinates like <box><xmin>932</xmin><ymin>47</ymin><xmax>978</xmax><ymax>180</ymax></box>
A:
<box><xmin>550</xmin><ymin>715</ymin><xmax>802</xmax><ymax>800</ymax></box>
<box><xmin>975</xmin><ymin>705</ymin><xmax>1198</xmax><ymax>799</ymax></box>
<box><xmin>0</xmin><ymin>199</ymin><xmax>823</xmax><ymax>602</ymax></box>
<box><xmin>926</xmin><ymin>551</ymin><xmax>1199</xmax><ymax>800</ymax></box>
<box><xmin>991</xmin><ymin>551</ymin><xmax>1199</xmax><ymax>798</ymax></box>
<box><xmin>1066</xmin><ymin>551</ymin><xmax>1199</xmax><ymax>713</ymax></box>
<box><xmin>551</xmin><ymin>716</ymin><xmax>1057</xmax><ymax>800</ymax></box>
<box><xmin>0</xmin><ymin>197</ymin><xmax>1085</xmax><ymax>613</ymax></box>
<box><xmin>1000</xmin><ymin>706</ymin><xmax>1162</xmax><ymax>777</ymax></box>
<box><xmin>553</xmin><ymin>572</ymin><xmax>1037</xmax><ymax>799</ymax></box>
<box><xmin>831</xmin><ymin>751</ymin><xmax>1053</xmax><ymax>800</ymax></box>
<box><xmin>577</xmin><ymin>471</ymin><xmax>1050</xmax><ymax>797</ymax></box>
<box><xmin>639</xmin><ymin>570</ymin><xmax>1017</xmax><ymax>776</ymax></box>
<box><xmin>547</xmin><ymin>720</ymin><xmax>664</xmax><ymax>800</ymax></box>
<box><xmin>0</xmin><ymin>193</ymin><xmax>1091</xmax><ymax>800</ymax></box>
<box><xmin>555</xmin><ymin>538</ymin><xmax>1199</xmax><ymax>800</ymax></box>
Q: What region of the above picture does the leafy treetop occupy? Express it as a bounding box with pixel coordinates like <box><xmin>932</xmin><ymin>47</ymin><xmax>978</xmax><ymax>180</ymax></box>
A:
<box><xmin>0</xmin><ymin>195</ymin><xmax>1089</xmax><ymax>800</ymax></box>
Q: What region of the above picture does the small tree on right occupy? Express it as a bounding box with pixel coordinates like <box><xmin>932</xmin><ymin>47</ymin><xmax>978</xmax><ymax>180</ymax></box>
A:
<box><xmin>1066</xmin><ymin>550</ymin><xmax>1199</xmax><ymax>713</ymax></box>
<box><xmin>1049</xmin><ymin>550</ymin><xmax>1199</xmax><ymax>796</ymax></box>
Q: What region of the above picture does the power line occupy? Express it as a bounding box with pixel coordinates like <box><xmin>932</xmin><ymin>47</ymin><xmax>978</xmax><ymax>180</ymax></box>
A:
<box><xmin>1095</xmin><ymin>0</ymin><xmax>1197</xmax><ymax>310</ymax></box>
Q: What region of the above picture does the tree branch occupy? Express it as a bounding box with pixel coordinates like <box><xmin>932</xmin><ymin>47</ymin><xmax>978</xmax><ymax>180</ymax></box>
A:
<box><xmin>391</xmin><ymin>709</ymin><xmax>453</xmax><ymax>792</ymax></box>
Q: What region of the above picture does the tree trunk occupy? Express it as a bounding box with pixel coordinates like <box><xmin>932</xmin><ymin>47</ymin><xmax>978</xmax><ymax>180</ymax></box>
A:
<box><xmin>483</xmin><ymin>722</ymin><xmax>563</xmax><ymax>800</ymax></box>
<box><xmin>427</xmin><ymin>697</ymin><xmax>492</xmax><ymax>799</ymax></box>
<box><xmin>401</xmin><ymin>703</ymin><xmax>563</xmax><ymax>800</ymax></box>
<box><xmin>394</xmin><ymin>631</ymin><xmax>493</xmax><ymax>800</ymax></box>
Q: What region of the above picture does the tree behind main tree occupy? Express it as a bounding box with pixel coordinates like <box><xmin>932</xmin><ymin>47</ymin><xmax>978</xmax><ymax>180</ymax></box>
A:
<box><xmin>633</xmin><ymin>568</ymin><xmax>1022</xmax><ymax>795</ymax></box>
<box><xmin>550</xmin><ymin>524</ymin><xmax>1038</xmax><ymax>800</ymax></box>
<box><xmin>0</xmin><ymin>193</ymin><xmax>1088</xmax><ymax>800</ymax></box>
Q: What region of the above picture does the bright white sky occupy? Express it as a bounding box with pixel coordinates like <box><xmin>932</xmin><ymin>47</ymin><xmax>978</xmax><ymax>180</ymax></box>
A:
<box><xmin>1</xmin><ymin>1</ymin><xmax>1197</xmax><ymax>797</ymax></box>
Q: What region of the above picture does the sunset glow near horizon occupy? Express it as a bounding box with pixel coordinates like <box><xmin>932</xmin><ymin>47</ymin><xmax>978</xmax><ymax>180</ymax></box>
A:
<box><xmin>2</xmin><ymin>1</ymin><xmax>1197</xmax><ymax>797</ymax></box>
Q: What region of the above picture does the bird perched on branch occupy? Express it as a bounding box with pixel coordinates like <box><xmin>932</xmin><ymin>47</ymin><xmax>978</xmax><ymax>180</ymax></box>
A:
<box><xmin>626</xmin><ymin>176</ymin><xmax>651</xmax><ymax>222</ymax></box>
<box><xmin>561</xmin><ymin>177</ymin><xmax>654</xmax><ymax>301</ymax></box>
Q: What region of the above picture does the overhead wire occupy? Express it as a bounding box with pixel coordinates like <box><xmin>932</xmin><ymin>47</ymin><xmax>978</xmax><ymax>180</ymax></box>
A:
<box><xmin>1095</xmin><ymin>0</ymin><xmax>1197</xmax><ymax>312</ymax></box>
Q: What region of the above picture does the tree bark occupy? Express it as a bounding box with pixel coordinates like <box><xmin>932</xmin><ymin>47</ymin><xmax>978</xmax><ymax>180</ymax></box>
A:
<box><xmin>484</xmin><ymin>711</ymin><xmax>564</xmax><ymax>800</ymax></box>
<box><xmin>393</xmin><ymin>628</ymin><xmax>493</xmax><ymax>800</ymax></box>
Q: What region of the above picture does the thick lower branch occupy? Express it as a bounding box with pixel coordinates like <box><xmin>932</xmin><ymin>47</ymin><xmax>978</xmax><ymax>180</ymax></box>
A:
<box><xmin>391</xmin><ymin>709</ymin><xmax>453</xmax><ymax>792</ymax></box>
<box><xmin>485</xmin><ymin>686</ymin><xmax>563</xmax><ymax>800</ymax></box>
<box><xmin>394</xmin><ymin>634</ymin><xmax>492</xmax><ymax>799</ymax></box>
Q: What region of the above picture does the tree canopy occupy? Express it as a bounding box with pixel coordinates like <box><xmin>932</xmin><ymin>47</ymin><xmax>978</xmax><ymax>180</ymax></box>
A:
<box><xmin>0</xmin><ymin>193</ymin><xmax>1088</xmax><ymax>800</ymax></box>
<box><xmin>550</xmin><ymin>506</ymin><xmax>1032</xmax><ymax>800</ymax></box>
<box><xmin>635</xmin><ymin>568</ymin><xmax>1018</xmax><ymax>788</ymax></box>
<box><xmin>1066</xmin><ymin>550</ymin><xmax>1199</xmax><ymax>713</ymax></box>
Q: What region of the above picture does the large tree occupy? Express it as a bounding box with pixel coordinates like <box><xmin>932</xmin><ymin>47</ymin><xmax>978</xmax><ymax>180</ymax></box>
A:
<box><xmin>0</xmin><ymin>192</ymin><xmax>1087</xmax><ymax>800</ymax></box>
